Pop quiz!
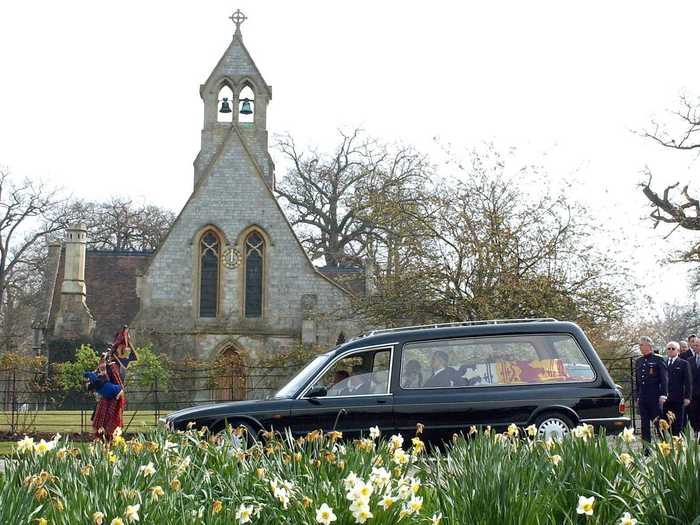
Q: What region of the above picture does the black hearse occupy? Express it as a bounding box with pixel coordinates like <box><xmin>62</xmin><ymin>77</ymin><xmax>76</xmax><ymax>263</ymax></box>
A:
<box><xmin>163</xmin><ymin>319</ymin><xmax>630</xmax><ymax>442</ymax></box>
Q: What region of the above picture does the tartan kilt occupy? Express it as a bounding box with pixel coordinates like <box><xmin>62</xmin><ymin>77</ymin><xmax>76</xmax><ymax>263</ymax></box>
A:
<box><xmin>92</xmin><ymin>396</ymin><xmax>125</xmax><ymax>439</ymax></box>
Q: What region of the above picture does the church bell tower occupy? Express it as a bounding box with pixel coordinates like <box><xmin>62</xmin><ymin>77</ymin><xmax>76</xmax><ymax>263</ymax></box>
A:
<box><xmin>194</xmin><ymin>10</ymin><xmax>275</xmax><ymax>189</ymax></box>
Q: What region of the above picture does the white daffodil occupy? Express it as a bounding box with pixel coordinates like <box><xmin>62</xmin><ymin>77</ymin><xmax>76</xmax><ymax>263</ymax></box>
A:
<box><xmin>389</xmin><ymin>433</ymin><xmax>404</xmax><ymax>450</ymax></box>
<box><xmin>380</xmin><ymin>495</ymin><xmax>396</xmax><ymax>510</ymax></box>
<box><xmin>138</xmin><ymin>462</ymin><xmax>156</xmax><ymax>477</ymax></box>
<box><xmin>315</xmin><ymin>503</ymin><xmax>337</xmax><ymax>525</ymax></box>
<box><xmin>235</xmin><ymin>503</ymin><xmax>254</xmax><ymax>524</ymax></box>
<box><xmin>620</xmin><ymin>427</ymin><xmax>635</xmax><ymax>444</ymax></box>
<box><xmin>344</xmin><ymin>471</ymin><xmax>359</xmax><ymax>491</ymax></box>
<box><xmin>125</xmin><ymin>503</ymin><xmax>140</xmax><ymax>523</ymax></box>
<box><xmin>576</xmin><ymin>496</ymin><xmax>595</xmax><ymax>516</ymax></box>
<box><xmin>619</xmin><ymin>512</ymin><xmax>638</xmax><ymax>525</ymax></box>
<box><xmin>369</xmin><ymin>426</ymin><xmax>381</xmax><ymax>440</ymax></box>
<box><xmin>430</xmin><ymin>513</ymin><xmax>443</xmax><ymax>525</ymax></box>
<box><xmin>370</xmin><ymin>467</ymin><xmax>391</xmax><ymax>488</ymax></box>
<box><xmin>16</xmin><ymin>435</ymin><xmax>34</xmax><ymax>454</ymax></box>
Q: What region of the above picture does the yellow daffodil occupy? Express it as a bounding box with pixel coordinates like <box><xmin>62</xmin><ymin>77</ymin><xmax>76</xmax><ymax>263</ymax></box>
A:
<box><xmin>81</xmin><ymin>464</ymin><xmax>94</xmax><ymax>476</ymax></box>
<box><xmin>407</xmin><ymin>495</ymin><xmax>423</xmax><ymax>513</ymax></box>
<box><xmin>619</xmin><ymin>512</ymin><xmax>638</xmax><ymax>525</ymax></box>
<box><xmin>507</xmin><ymin>423</ymin><xmax>519</xmax><ymax>437</ymax></box>
<box><xmin>35</xmin><ymin>487</ymin><xmax>49</xmax><ymax>501</ymax></box>
<box><xmin>327</xmin><ymin>430</ymin><xmax>343</xmax><ymax>442</ymax></box>
<box><xmin>256</xmin><ymin>467</ymin><xmax>266</xmax><ymax>479</ymax></box>
<box><xmin>411</xmin><ymin>436</ymin><xmax>425</xmax><ymax>454</ymax></box>
<box><xmin>548</xmin><ymin>454</ymin><xmax>562</xmax><ymax>466</ymax></box>
<box><xmin>93</xmin><ymin>511</ymin><xmax>105</xmax><ymax>525</ymax></box>
<box><xmin>302</xmin><ymin>496</ymin><xmax>313</xmax><ymax>508</ymax></box>
<box><xmin>618</xmin><ymin>452</ymin><xmax>633</xmax><ymax>467</ymax></box>
<box><xmin>212</xmin><ymin>500</ymin><xmax>223</xmax><ymax>513</ymax></box>
<box><xmin>149</xmin><ymin>486</ymin><xmax>165</xmax><ymax>500</ymax></box>
<box><xmin>576</xmin><ymin>495</ymin><xmax>595</xmax><ymax>516</ymax></box>
<box><xmin>108</xmin><ymin>452</ymin><xmax>118</xmax><ymax>464</ymax></box>
<box><xmin>658</xmin><ymin>419</ymin><xmax>670</xmax><ymax>432</ymax></box>
<box><xmin>170</xmin><ymin>479</ymin><xmax>181</xmax><ymax>492</ymax></box>
<box><xmin>657</xmin><ymin>441</ymin><xmax>672</xmax><ymax>457</ymax></box>
<box><xmin>36</xmin><ymin>519</ymin><xmax>48</xmax><ymax>525</ymax></box>
<box><xmin>525</xmin><ymin>424</ymin><xmax>537</xmax><ymax>438</ymax></box>
<box><xmin>110</xmin><ymin>519</ymin><xmax>124</xmax><ymax>525</ymax></box>
<box><xmin>51</xmin><ymin>498</ymin><xmax>64</xmax><ymax>512</ymax></box>
<box><xmin>316</xmin><ymin>503</ymin><xmax>337</xmax><ymax>524</ymax></box>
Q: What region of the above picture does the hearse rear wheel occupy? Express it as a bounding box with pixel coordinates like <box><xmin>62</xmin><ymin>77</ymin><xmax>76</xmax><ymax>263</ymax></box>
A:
<box><xmin>534</xmin><ymin>413</ymin><xmax>574</xmax><ymax>442</ymax></box>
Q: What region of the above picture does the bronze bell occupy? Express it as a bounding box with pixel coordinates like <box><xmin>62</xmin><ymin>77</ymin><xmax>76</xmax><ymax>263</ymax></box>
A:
<box><xmin>240</xmin><ymin>98</ymin><xmax>253</xmax><ymax>115</ymax></box>
<box><xmin>219</xmin><ymin>98</ymin><xmax>232</xmax><ymax>113</ymax></box>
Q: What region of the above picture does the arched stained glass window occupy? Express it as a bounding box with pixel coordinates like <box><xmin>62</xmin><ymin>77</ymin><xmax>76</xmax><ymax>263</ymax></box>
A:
<box><xmin>199</xmin><ymin>231</ymin><xmax>220</xmax><ymax>317</ymax></box>
<box><xmin>244</xmin><ymin>232</ymin><xmax>264</xmax><ymax>318</ymax></box>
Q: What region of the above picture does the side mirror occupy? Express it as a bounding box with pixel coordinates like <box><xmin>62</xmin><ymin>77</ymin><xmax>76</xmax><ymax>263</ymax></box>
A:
<box><xmin>306</xmin><ymin>385</ymin><xmax>327</xmax><ymax>398</ymax></box>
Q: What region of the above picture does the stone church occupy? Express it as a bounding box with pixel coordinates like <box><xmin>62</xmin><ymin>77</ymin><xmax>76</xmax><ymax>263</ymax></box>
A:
<box><xmin>34</xmin><ymin>11</ymin><xmax>363</xmax><ymax>395</ymax></box>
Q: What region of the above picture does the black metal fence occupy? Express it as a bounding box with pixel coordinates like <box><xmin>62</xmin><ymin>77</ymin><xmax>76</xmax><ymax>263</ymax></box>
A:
<box><xmin>0</xmin><ymin>356</ymin><xmax>641</xmax><ymax>436</ymax></box>
<box><xmin>0</xmin><ymin>362</ymin><xmax>306</xmax><ymax>436</ymax></box>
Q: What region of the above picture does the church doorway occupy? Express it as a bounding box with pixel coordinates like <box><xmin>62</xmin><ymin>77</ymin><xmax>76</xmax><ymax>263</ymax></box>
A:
<box><xmin>212</xmin><ymin>347</ymin><xmax>247</xmax><ymax>401</ymax></box>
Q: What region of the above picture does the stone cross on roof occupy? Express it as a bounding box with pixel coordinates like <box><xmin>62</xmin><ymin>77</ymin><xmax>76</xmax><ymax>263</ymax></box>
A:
<box><xmin>229</xmin><ymin>9</ymin><xmax>247</xmax><ymax>33</ymax></box>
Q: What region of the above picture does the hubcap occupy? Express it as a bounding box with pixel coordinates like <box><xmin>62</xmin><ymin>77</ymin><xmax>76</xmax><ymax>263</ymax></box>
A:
<box><xmin>537</xmin><ymin>417</ymin><xmax>570</xmax><ymax>441</ymax></box>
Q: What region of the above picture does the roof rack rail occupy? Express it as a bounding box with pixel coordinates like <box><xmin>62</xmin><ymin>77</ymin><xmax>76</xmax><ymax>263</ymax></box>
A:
<box><xmin>360</xmin><ymin>318</ymin><xmax>559</xmax><ymax>338</ymax></box>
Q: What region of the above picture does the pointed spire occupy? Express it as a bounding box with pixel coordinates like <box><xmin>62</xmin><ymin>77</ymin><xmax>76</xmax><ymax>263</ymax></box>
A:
<box><xmin>229</xmin><ymin>9</ymin><xmax>247</xmax><ymax>37</ymax></box>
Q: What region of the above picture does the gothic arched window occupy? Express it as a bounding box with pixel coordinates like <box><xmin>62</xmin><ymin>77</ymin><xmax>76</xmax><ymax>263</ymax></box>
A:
<box><xmin>199</xmin><ymin>231</ymin><xmax>221</xmax><ymax>317</ymax></box>
<box><xmin>244</xmin><ymin>231</ymin><xmax>264</xmax><ymax>318</ymax></box>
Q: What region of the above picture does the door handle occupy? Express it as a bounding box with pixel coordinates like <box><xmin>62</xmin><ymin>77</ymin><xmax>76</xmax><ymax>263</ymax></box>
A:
<box><xmin>376</xmin><ymin>399</ymin><xmax>388</xmax><ymax>404</ymax></box>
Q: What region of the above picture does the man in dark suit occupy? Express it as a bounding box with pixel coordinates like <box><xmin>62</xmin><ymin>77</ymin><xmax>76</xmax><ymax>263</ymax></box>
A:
<box><xmin>683</xmin><ymin>337</ymin><xmax>700</xmax><ymax>437</ymax></box>
<box><xmin>424</xmin><ymin>351</ymin><xmax>458</xmax><ymax>388</ymax></box>
<box><xmin>680</xmin><ymin>334</ymin><xmax>697</xmax><ymax>360</ymax></box>
<box><xmin>663</xmin><ymin>341</ymin><xmax>692</xmax><ymax>435</ymax></box>
<box><xmin>635</xmin><ymin>336</ymin><xmax>668</xmax><ymax>445</ymax></box>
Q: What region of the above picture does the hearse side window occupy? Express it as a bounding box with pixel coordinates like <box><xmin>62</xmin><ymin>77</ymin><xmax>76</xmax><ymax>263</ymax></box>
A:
<box><xmin>311</xmin><ymin>349</ymin><xmax>391</xmax><ymax>396</ymax></box>
<box><xmin>400</xmin><ymin>334</ymin><xmax>595</xmax><ymax>389</ymax></box>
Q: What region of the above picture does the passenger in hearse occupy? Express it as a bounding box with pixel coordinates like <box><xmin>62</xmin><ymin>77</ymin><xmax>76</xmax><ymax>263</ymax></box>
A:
<box><xmin>403</xmin><ymin>360</ymin><xmax>424</xmax><ymax>388</ymax></box>
<box><xmin>424</xmin><ymin>351</ymin><xmax>464</xmax><ymax>387</ymax></box>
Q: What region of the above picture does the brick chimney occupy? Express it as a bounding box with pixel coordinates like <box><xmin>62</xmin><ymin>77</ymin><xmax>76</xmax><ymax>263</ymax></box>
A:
<box><xmin>53</xmin><ymin>223</ymin><xmax>95</xmax><ymax>339</ymax></box>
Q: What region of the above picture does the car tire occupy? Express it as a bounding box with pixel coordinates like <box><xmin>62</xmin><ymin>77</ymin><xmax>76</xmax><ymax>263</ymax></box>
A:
<box><xmin>534</xmin><ymin>412</ymin><xmax>574</xmax><ymax>441</ymax></box>
<box><xmin>214</xmin><ymin>421</ymin><xmax>258</xmax><ymax>449</ymax></box>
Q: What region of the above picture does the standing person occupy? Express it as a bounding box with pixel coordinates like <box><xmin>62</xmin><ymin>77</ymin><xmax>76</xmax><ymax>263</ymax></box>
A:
<box><xmin>635</xmin><ymin>336</ymin><xmax>668</xmax><ymax>446</ymax></box>
<box><xmin>92</xmin><ymin>353</ymin><xmax>126</xmax><ymax>441</ymax></box>
<box><xmin>679</xmin><ymin>340</ymin><xmax>689</xmax><ymax>356</ymax></box>
<box><xmin>663</xmin><ymin>341</ymin><xmax>692</xmax><ymax>435</ymax></box>
<box><xmin>681</xmin><ymin>334</ymin><xmax>696</xmax><ymax>360</ymax></box>
<box><xmin>112</xmin><ymin>325</ymin><xmax>138</xmax><ymax>381</ymax></box>
<box><xmin>684</xmin><ymin>337</ymin><xmax>700</xmax><ymax>438</ymax></box>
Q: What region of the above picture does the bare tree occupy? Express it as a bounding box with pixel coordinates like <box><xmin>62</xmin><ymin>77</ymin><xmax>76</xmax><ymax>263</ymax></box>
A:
<box><xmin>69</xmin><ymin>196</ymin><xmax>175</xmax><ymax>252</ymax></box>
<box><xmin>640</xmin><ymin>95</ymin><xmax>700</xmax><ymax>232</ymax></box>
<box><xmin>0</xmin><ymin>167</ymin><xmax>74</xmax><ymax>310</ymax></box>
<box><xmin>640</xmin><ymin>94</ymin><xmax>700</xmax><ymax>281</ymax></box>
<box><xmin>275</xmin><ymin>129</ymin><xmax>431</xmax><ymax>268</ymax></box>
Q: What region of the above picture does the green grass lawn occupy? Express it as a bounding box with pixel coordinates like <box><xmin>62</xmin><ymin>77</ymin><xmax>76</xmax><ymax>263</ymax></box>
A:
<box><xmin>1</xmin><ymin>410</ymin><xmax>164</xmax><ymax>435</ymax></box>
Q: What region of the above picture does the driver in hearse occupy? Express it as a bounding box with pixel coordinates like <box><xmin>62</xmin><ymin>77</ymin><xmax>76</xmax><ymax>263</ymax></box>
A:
<box><xmin>338</xmin><ymin>366</ymin><xmax>371</xmax><ymax>395</ymax></box>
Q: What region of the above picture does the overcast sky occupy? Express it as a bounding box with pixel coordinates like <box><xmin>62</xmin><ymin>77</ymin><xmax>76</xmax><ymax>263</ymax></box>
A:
<box><xmin>1</xmin><ymin>1</ymin><xmax>699</xmax><ymax>314</ymax></box>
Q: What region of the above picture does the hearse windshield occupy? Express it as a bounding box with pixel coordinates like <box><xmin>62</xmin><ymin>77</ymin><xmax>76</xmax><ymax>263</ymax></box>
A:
<box><xmin>274</xmin><ymin>353</ymin><xmax>332</xmax><ymax>399</ymax></box>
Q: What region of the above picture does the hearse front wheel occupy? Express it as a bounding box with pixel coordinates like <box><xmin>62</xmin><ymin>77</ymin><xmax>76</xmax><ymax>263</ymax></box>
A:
<box><xmin>534</xmin><ymin>413</ymin><xmax>574</xmax><ymax>442</ymax></box>
<box><xmin>214</xmin><ymin>421</ymin><xmax>258</xmax><ymax>449</ymax></box>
